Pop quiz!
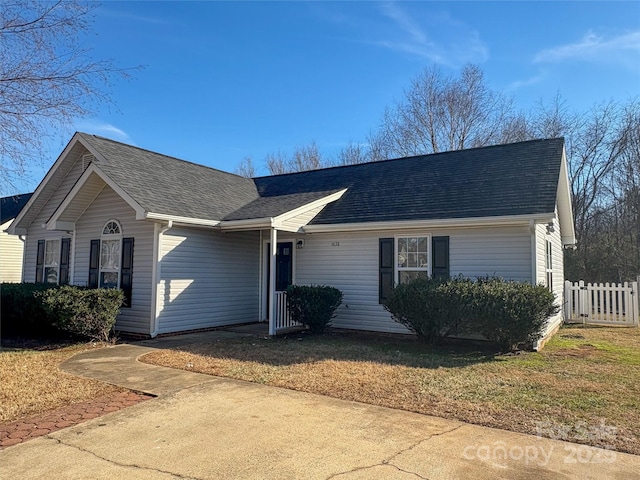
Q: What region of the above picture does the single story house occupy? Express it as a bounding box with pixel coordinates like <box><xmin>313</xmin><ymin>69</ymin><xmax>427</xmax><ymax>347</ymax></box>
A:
<box><xmin>1</xmin><ymin>193</ymin><xmax>33</xmax><ymax>282</ymax></box>
<box><xmin>8</xmin><ymin>133</ymin><xmax>575</xmax><ymax>346</ymax></box>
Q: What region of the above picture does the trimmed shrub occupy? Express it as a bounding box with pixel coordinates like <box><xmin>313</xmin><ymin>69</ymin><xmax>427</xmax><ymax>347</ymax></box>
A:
<box><xmin>383</xmin><ymin>277</ymin><xmax>469</xmax><ymax>344</ymax></box>
<box><xmin>0</xmin><ymin>282</ymin><xmax>59</xmax><ymax>337</ymax></box>
<box><xmin>37</xmin><ymin>286</ymin><xmax>123</xmax><ymax>342</ymax></box>
<box><xmin>474</xmin><ymin>278</ymin><xmax>559</xmax><ymax>352</ymax></box>
<box><xmin>286</xmin><ymin>285</ymin><xmax>343</xmax><ymax>334</ymax></box>
<box><xmin>383</xmin><ymin>277</ymin><xmax>559</xmax><ymax>351</ymax></box>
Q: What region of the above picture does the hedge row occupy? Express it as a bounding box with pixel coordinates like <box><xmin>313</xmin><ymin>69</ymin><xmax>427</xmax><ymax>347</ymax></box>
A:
<box><xmin>1</xmin><ymin>283</ymin><xmax>123</xmax><ymax>342</ymax></box>
<box><xmin>383</xmin><ymin>277</ymin><xmax>559</xmax><ymax>351</ymax></box>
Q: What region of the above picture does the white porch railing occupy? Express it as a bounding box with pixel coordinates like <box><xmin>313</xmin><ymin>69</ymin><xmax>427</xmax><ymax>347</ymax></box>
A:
<box><xmin>273</xmin><ymin>291</ymin><xmax>304</xmax><ymax>332</ymax></box>
<box><xmin>564</xmin><ymin>280</ymin><xmax>639</xmax><ymax>326</ymax></box>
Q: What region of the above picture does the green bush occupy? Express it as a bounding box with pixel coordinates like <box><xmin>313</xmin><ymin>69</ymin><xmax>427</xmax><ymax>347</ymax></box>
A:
<box><xmin>286</xmin><ymin>285</ymin><xmax>343</xmax><ymax>334</ymax></box>
<box><xmin>37</xmin><ymin>286</ymin><xmax>124</xmax><ymax>342</ymax></box>
<box><xmin>474</xmin><ymin>278</ymin><xmax>559</xmax><ymax>352</ymax></box>
<box><xmin>383</xmin><ymin>277</ymin><xmax>559</xmax><ymax>351</ymax></box>
<box><xmin>0</xmin><ymin>282</ymin><xmax>59</xmax><ymax>337</ymax></box>
<box><xmin>383</xmin><ymin>277</ymin><xmax>470</xmax><ymax>344</ymax></box>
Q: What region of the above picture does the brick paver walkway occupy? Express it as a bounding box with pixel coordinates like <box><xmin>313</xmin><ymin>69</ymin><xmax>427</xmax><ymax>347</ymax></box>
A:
<box><xmin>0</xmin><ymin>391</ymin><xmax>151</xmax><ymax>449</ymax></box>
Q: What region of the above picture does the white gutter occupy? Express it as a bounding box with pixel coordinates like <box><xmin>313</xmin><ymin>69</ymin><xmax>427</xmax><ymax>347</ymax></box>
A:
<box><xmin>219</xmin><ymin>217</ymin><xmax>274</xmax><ymax>231</ymax></box>
<box><xmin>144</xmin><ymin>212</ymin><xmax>220</xmax><ymax>228</ymax></box>
<box><xmin>150</xmin><ymin>220</ymin><xmax>173</xmax><ymax>338</ymax></box>
<box><xmin>302</xmin><ymin>213</ymin><xmax>555</xmax><ymax>234</ymax></box>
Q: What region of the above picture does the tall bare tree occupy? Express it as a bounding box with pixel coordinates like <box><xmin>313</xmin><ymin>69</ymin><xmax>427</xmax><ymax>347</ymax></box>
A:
<box><xmin>371</xmin><ymin>64</ymin><xmax>514</xmax><ymax>158</ymax></box>
<box><xmin>0</xmin><ymin>0</ymin><xmax>135</xmax><ymax>192</ymax></box>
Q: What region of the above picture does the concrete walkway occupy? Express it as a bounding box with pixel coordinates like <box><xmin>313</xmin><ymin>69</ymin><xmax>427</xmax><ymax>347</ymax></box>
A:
<box><xmin>1</xmin><ymin>331</ymin><xmax>638</xmax><ymax>479</ymax></box>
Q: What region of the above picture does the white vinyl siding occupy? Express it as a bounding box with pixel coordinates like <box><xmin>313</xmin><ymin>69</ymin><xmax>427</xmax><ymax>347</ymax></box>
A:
<box><xmin>279</xmin><ymin>205</ymin><xmax>325</xmax><ymax>232</ymax></box>
<box><xmin>23</xmin><ymin>158</ymin><xmax>86</xmax><ymax>283</ymax></box>
<box><xmin>74</xmin><ymin>187</ymin><xmax>155</xmax><ymax>334</ymax></box>
<box><xmin>535</xmin><ymin>209</ymin><xmax>564</xmax><ymax>339</ymax></box>
<box><xmin>0</xmin><ymin>220</ymin><xmax>25</xmax><ymax>282</ymax></box>
<box><xmin>449</xmin><ymin>227</ymin><xmax>532</xmax><ymax>282</ymax></box>
<box><xmin>156</xmin><ymin>228</ymin><xmax>260</xmax><ymax>334</ymax></box>
<box><xmin>295</xmin><ymin>226</ymin><xmax>534</xmax><ymax>334</ymax></box>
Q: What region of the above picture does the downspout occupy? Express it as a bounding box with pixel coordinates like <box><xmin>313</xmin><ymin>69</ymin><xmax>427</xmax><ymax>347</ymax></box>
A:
<box><xmin>150</xmin><ymin>220</ymin><xmax>173</xmax><ymax>338</ymax></box>
<box><xmin>530</xmin><ymin>219</ymin><xmax>537</xmax><ymax>285</ymax></box>
<box><xmin>258</xmin><ymin>229</ymin><xmax>263</xmax><ymax>322</ymax></box>
<box><xmin>69</xmin><ymin>229</ymin><xmax>76</xmax><ymax>285</ymax></box>
<box><xmin>18</xmin><ymin>235</ymin><xmax>27</xmax><ymax>282</ymax></box>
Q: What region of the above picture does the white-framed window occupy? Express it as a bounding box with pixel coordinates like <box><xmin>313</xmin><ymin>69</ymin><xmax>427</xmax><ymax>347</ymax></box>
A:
<box><xmin>44</xmin><ymin>239</ymin><xmax>61</xmax><ymax>284</ymax></box>
<box><xmin>545</xmin><ymin>240</ymin><xmax>553</xmax><ymax>291</ymax></box>
<box><xmin>100</xmin><ymin>220</ymin><xmax>122</xmax><ymax>288</ymax></box>
<box><xmin>395</xmin><ymin>234</ymin><xmax>430</xmax><ymax>284</ymax></box>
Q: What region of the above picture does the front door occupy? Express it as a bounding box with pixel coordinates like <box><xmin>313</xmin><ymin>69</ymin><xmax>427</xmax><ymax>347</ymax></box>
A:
<box><xmin>266</xmin><ymin>242</ymin><xmax>293</xmax><ymax>293</ymax></box>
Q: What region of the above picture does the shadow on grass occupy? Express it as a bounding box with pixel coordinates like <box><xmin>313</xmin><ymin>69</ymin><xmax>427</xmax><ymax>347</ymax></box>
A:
<box><xmin>156</xmin><ymin>329</ymin><xmax>503</xmax><ymax>370</ymax></box>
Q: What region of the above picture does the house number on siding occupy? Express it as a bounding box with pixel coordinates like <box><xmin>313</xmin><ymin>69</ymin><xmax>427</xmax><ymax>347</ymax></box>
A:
<box><xmin>331</xmin><ymin>241</ymin><xmax>340</xmax><ymax>246</ymax></box>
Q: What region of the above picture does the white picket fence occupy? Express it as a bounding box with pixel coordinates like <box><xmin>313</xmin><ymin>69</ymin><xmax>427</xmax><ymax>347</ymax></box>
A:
<box><xmin>564</xmin><ymin>279</ymin><xmax>639</xmax><ymax>326</ymax></box>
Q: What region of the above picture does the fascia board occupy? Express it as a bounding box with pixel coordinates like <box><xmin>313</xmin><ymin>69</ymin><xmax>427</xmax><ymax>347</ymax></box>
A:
<box><xmin>8</xmin><ymin>133</ymin><xmax>85</xmax><ymax>234</ymax></box>
<box><xmin>302</xmin><ymin>213</ymin><xmax>555</xmax><ymax>234</ymax></box>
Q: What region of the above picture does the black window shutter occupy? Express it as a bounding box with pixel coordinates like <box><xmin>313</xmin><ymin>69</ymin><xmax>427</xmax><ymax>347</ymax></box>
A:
<box><xmin>432</xmin><ymin>236</ymin><xmax>450</xmax><ymax>280</ymax></box>
<box><xmin>59</xmin><ymin>238</ymin><xmax>71</xmax><ymax>285</ymax></box>
<box><xmin>120</xmin><ymin>237</ymin><xmax>134</xmax><ymax>307</ymax></box>
<box><xmin>35</xmin><ymin>240</ymin><xmax>45</xmax><ymax>283</ymax></box>
<box><xmin>379</xmin><ymin>238</ymin><xmax>394</xmax><ymax>303</ymax></box>
<box><xmin>88</xmin><ymin>239</ymin><xmax>100</xmax><ymax>288</ymax></box>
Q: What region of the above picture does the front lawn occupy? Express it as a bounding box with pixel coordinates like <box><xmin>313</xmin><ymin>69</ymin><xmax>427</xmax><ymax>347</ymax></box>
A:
<box><xmin>0</xmin><ymin>339</ymin><xmax>126</xmax><ymax>423</ymax></box>
<box><xmin>140</xmin><ymin>325</ymin><xmax>640</xmax><ymax>455</ymax></box>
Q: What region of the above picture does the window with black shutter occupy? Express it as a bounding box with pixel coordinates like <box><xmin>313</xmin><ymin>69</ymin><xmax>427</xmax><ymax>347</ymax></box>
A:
<box><xmin>379</xmin><ymin>235</ymin><xmax>450</xmax><ymax>303</ymax></box>
<box><xmin>379</xmin><ymin>238</ymin><xmax>394</xmax><ymax>303</ymax></box>
<box><xmin>88</xmin><ymin>220</ymin><xmax>134</xmax><ymax>307</ymax></box>
<box><xmin>35</xmin><ymin>238</ymin><xmax>71</xmax><ymax>284</ymax></box>
<box><xmin>431</xmin><ymin>236</ymin><xmax>450</xmax><ymax>280</ymax></box>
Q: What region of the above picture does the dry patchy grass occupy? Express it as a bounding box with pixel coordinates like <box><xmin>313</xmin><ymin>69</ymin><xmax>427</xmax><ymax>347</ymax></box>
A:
<box><xmin>0</xmin><ymin>340</ymin><xmax>126</xmax><ymax>423</ymax></box>
<box><xmin>141</xmin><ymin>326</ymin><xmax>640</xmax><ymax>455</ymax></box>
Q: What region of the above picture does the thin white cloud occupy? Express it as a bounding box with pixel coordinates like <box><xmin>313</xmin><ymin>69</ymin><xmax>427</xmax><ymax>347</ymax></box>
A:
<box><xmin>76</xmin><ymin>121</ymin><xmax>133</xmax><ymax>144</ymax></box>
<box><xmin>99</xmin><ymin>8</ymin><xmax>173</xmax><ymax>26</ymax></box>
<box><xmin>507</xmin><ymin>72</ymin><xmax>546</xmax><ymax>92</ymax></box>
<box><xmin>375</xmin><ymin>2</ymin><xmax>489</xmax><ymax>67</ymax></box>
<box><xmin>534</xmin><ymin>30</ymin><xmax>640</xmax><ymax>67</ymax></box>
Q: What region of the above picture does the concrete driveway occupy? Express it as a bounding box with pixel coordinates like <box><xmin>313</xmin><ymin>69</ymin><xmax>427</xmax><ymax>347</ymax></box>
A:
<box><xmin>1</xmin><ymin>332</ymin><xmax>638</xmax><ymax>479</ymax></box>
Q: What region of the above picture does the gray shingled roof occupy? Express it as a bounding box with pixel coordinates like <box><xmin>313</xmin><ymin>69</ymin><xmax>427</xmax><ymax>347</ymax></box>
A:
<box><xmin>1</xmin><ymin>193</ymin><xmax>33</xmax><ymax>224</ymax></box>
<box><xmin>223</xmin><ymin>190</ymin><xmax>341</xmax><ymax>221</ymax></box>
<box><xmin>79</xmin><ymin>134</ymin><xmax>259</xmax><ymax>221</ymax></box>
<box><xmin>253</xmin><ymin>138</ymin><xmax>564</xmax><ymax>224</ymax></box>
<box><xmin>78</xmin><ymin>134</ymin><xmax>563</xmax><ymax>225</ymax></box>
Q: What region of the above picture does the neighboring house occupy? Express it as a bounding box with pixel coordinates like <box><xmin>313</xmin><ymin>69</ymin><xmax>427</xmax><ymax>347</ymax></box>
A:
<box><xmin>1</xmin><ymin>193</ymin><xmax>33</xmax><ymax>282</ymax></box>
<box><xmin>7</xmin><ymin>133</ymin><xmax>575</xmax><ymax>347</ymax></box>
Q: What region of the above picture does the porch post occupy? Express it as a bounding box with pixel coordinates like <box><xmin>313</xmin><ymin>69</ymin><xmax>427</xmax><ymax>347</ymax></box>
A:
<box><xmin>268</xmin><ymin>227</ymin><xmax>278</xmax><ymax>335</ymax></box>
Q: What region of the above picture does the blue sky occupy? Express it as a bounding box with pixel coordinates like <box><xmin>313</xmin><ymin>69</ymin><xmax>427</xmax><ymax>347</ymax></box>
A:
<box><xmin>16</xmin><ymin>1</ymin><xmax>640</xmax><ymax>193</ymax></box>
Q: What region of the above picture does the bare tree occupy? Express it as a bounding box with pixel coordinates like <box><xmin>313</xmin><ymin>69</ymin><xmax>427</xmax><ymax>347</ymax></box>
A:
<box><xmin>563</xmin><ymin>98</ymin><xmax>640</xmax><ymax>282</ymax></box>
<box><xmin>265</xmin><ymin>142</ymin><xmax>327</xmax><ymax>175</ymax></box>
<box><xmin>0</xmin><ymin>0</ymin><xmax>137</xmax><ymax>192</ymax></box>
<box><xmin>265</xmin><ymin>151</ymin><xmax>289</xmax><ymax>175</ymax></box>
<box><xmin>371</xmin><ymin>64</ymin><xmax>514</xmax><ymax>158</ymax></box>
<box><xmin>234</xmin><ymin>156</ymin><xmax>256</xmax><ymax>178</ymax></box>
<box><xmin>337</xmin><ymin>141</ymin><xmax>369</xmax><ymax>165</ymax></box>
